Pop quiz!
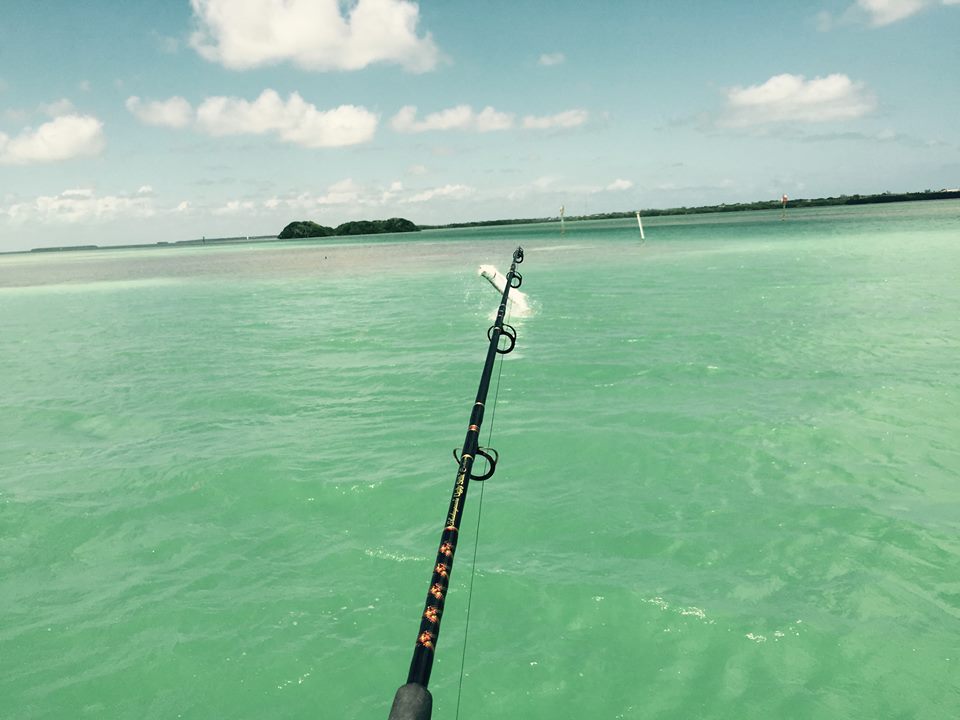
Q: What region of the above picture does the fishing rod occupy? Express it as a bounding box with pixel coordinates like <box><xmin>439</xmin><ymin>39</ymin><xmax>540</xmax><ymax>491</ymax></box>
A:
<box><xmin>388</xmin><ymin>246</ymin><xmax>526</xmax><ymax>720</ymax></box>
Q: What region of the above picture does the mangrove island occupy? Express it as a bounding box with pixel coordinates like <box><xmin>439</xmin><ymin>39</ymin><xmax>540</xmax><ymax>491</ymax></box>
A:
<box><xmin>279</xmin><ymin>217</ymin><xmax>419</xmax><ymax>239</ymax></box>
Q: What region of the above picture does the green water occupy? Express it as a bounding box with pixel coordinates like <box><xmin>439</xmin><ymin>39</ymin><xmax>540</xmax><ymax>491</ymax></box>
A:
<box><xmin>2</xmin><ymin>202</ymin><xmax>959</xmax><ymax>719</ymax></box>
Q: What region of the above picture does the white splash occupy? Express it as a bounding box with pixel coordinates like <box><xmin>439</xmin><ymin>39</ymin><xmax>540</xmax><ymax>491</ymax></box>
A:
<box><xmin>478</xmin><ymin>264</ymin><xmax>532</xmax><ymax>317</ymax></box>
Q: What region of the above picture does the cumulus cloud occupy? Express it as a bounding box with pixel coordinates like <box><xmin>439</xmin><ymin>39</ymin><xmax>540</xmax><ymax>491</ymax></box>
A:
<box><xmin>721</xmin><ymin>73</ymin><xmax>875</xmax><ymax>127</ymax></box>
<box><xmin>522</xmin><ymin>109</ymin><xmax>589</xmax><ymax>129</ymax></box>
<box><xmin>391</xmin><ymin>105</ymin><xmax>514</xmax><ymax>133</ymax></box>
<box><xmin>127</xmin><ymin>90</ymin><xmax>377</xmax><ymax>147</ymax></box>
<box><xmin>196</xmin><ymin>90</ymin><xmax>377</xmax><ymax>147</ymax></box>
<box><xmin>392</xmin><ymin>104</ymin><xmax>469</xmax><ymax>132</ymax></box>
<box><xmin>857</xmin><ymin>0</ymin><xmax>929</xmax><ymax>24</ymax></box>
<box><xmin>1</xmin><ymin>187</ymin><xmax>154</xmax><ymax>224</ymax></box>
<box><xmin>505</xmin><ymin>175</ymin><xmax>637</xmax><ymax>202</ymax></box>
<box><xmin>820</xmin><ymin>0</ymin><xmax>956</xmax><ymax>27</ymax></box>
<box><xmin>126</xmin><ymin>96</ymin><xmax>193</xmax><ymax>128</ymax></box>
<box><xmin>260</xmin><ymin>178</ymin><xmax>379</xmax><ymax>214</ymax></box>
<box><xmin>391</xmin><ymin>105</ymin><xmax>590</xmax><ymax>133</ymax></box>
<box><xmin>405</xmin><ymin>184</ymin><xmax>473</xmax><ymax>203</ymax></box>
<box><xmin>212</xmin><ymin>199</ymin><xmax>257</xmax><ymax>216</ymax></box>
<box><xmin>538</xmin><ymin>52</ymin><xmax>565</xmax><ymax>66</ymax></box>
<box><xmin>0</xmin><ymin>114</ymin><xmax>105</xmax><ymax>165</ymax></box>
<box><xmin>476</xmin><ymin>106</ymin><xmax>515</xmax><ymax>132</ymax></box>
<box><xmin>257</xmin><ymin>178</ymin><xmax>475</xmax><ymax>210</ymax></box>
<box><xmin>315</xmin><ymin>178</ymin><xmax>362</xmax><ymax>204</ymax></box>
<box><xmin>380</xmin><ymin>180</ymin><xmax>404</xmax><ymax>203</ymax></box>
<box><xmin>189</xmin><ymin>0</ymin><xmax>440</xmax><ymax>72</ymax></box>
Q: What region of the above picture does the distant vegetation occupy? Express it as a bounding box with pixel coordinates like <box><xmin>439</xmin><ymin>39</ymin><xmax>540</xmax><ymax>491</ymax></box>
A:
<box><xmin>277</xmin><ymin>221</ymin><xmax>336</xmax><ymax>239</ymax></box>
<box><xmin>13</xmin><ymin>189</ymin><xmax>958</xmax><ymax>256</ymax></box>
<box><xmin>278</xmin><ymin>217</ymin><xmax>419</xmax><ymax>239</ymax></box>
<box><xmin>418</xmin><ymin>216</ymin><xmax>552</xmax><ymax>230</ymax></box>
<box><xmin>420</xmin><ymin>189</ymin><xmax>960</xmax><ymax>229</ymax></box>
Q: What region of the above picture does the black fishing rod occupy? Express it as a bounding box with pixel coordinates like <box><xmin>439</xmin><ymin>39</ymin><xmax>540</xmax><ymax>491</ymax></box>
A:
<box><xmin>388</xmin><ymin>246</ymin><xmax>526</xmax><ymax>720</ymax></box>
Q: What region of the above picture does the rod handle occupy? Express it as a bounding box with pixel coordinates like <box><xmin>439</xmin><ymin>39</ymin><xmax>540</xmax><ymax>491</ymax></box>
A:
<box><xmin>388</xmin><ymin>683</ymin><xmax>432</xmax><ymax>720</ymax></box>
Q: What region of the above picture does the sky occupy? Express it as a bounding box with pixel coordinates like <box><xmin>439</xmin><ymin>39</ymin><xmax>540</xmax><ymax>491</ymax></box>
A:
<box><xmin>1</xmin><ymin>0</ymin><xmax>958</xmax><ymax>250</ymax></box>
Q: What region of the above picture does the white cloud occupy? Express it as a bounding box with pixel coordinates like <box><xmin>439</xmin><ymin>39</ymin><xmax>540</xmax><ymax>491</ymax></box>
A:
<box><xmin>195</xmin><ymin>90</ymin><xmax>377</xmax><ymax>147</ymax></box>
<box><xmin>407</xmin><ymin>163</ymin><xmax>428</xmax><ymax>176</ymax></box>
<box><xmin>0</xmin><ymin>114</ymin><xmax>105</xmax><ymax>165</ymax></box>
<box><xmin>856</xmin><ymin>0</ymin><xmax>930</xmax><ymax>25</ymax></box>
<box><xmin>213</xmin><ymin>200</ymin><xmax>256</xmax><ymax>216</ymax></box>
<box><xmin>390</xmin><ymin>105</ymin><xmax>589</xmax><ymax>134</ymax></box>
<box><xmin>391</xmin><ymin>104</ymin><xmax>514</xmax><ymax>133</ymax></box>
<box><xmin>159</xmin><ymin>179</ymin><xmax>479</xmax><ymax>223</ymax></box>
<box><xmin>721</xmin><ymin>73</ymin><xmax>875</xmax><ymax>126</ymax></box>
<box><xmin>1</xmin><ymin>187</ymin><xmax>154</xmax><ymax>224</ymax></box>
<box><xmin>137</xmin><ymin>185</ymin><xmax>154</xmax><ymax>195</ymax></box>
<box><xmin>538</xmin><ymin>52</ymin><xmax>565</xmax><ymax>66</ymax></box>
<box><xmin>392</xmin><ymin>104</ymin><xmax>468</xmax><ymax>132</ymax></box>
<box><xmin>505</xmin><ymin>175</ymin><xmax>636</xmax><ymax>202</ymax></box>
<box><xmin>406</xmin><ymin>184</ymin><xmax>473</xmax><ymax>203</ymax></box>
<box><xmin>476</xmin><ymin>106</ymin><xmax>514</xmax><ymax>132</ymax></box>
<box><xmin>522</xmin><ymin>109</ymin><xmax>589</xmax><ymax>129</ymax></box>
<box><xmin>505</xmin><ymin>175</ymin><xmax>560</xmax><ymax>201</ymax></box>
<box><xmin>378</xmin><ymin>180</ymin><xmax>405</xmax><ymax>204</ymax></box>
<box><xmin>189</xmin><ymin>0</ymin><xmax>439</xmax><ymax>72</ymax></box>
<box><xmin>260</xmin><ymin>179</ymin><xmax>372</xmax><ymax>214</ymax></box>
<box><xmin>125</xmin><ymin>91</ymin><xmax>377</xmax><ymax>147</ymax></box>
<box><xmin>126</xmin><ymin>96</ymin><xmax>194</xmax><ymax>128</ymax></box>
<box><xmin>317</xmin><ymin>178</ymin><xmax>361</xmax><ymax>204</ymax></box>
<box><xmin>821</xmin><ymin>0</ymin><xmax>957</xmax><ymax>27</ymax></box>
<box><xmin>532</xmin><ymin>176</ymin><xmax>560</xmax><ymax>190</ymax></box>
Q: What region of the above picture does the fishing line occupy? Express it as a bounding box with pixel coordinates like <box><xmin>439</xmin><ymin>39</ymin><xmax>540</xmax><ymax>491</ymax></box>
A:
<box><xmin>454</xmin><ymin>302</ymin><xmax>512</xmax><ymax>720</ymax></box>
<box><xmin>389</xmin><ymin>246</ymin><xmax>524</xmax><ymax>720</ymax></box>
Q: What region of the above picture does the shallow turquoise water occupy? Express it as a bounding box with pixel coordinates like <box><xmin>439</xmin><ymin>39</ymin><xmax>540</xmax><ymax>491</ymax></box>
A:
<box><xmin>2</xmin><ymin>202</ymin><xmax>959</xmax><ymax>719</ymax></box>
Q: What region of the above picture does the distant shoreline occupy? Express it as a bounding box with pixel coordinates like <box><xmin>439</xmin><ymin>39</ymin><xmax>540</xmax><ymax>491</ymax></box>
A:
<box><xmin>4</xmin><ymin>189</ymin><xmax>958</xmax><ymax>256</ymax></box>
<box><xmin>418</xmin><ymin>189</ymin><xmax>960</xmax><ymax>229</ymax></box>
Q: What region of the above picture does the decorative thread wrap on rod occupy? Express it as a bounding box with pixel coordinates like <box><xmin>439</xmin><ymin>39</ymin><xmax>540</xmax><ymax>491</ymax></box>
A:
<box><xmin>388</xmin><ymin>246</ymin><xmax>525</xmax><ymax>720</ymax></box>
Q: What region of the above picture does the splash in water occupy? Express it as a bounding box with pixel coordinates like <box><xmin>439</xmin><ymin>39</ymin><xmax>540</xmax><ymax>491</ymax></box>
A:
<box><xmin>478</xmin><ymin>264</ymin><xmax>532</xmax><ymax>317</ymax></box>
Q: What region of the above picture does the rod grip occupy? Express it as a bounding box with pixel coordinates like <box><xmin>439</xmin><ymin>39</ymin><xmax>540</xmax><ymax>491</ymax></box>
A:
<box><xmin>388</xmin><ymin>683</ymin><xmax>433</xmax><ymax>720</ymax></box>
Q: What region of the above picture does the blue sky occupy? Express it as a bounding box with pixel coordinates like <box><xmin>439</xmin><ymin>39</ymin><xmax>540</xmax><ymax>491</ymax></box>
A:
<box><xmin>1</xmin><ymin>0</ymin><xmax>958</xmax><ymax>250</ymax></box>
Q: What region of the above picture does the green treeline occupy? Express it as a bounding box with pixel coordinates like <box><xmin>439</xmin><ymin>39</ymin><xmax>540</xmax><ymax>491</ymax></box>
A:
<box><xmin>580</xmin><ymin>189</ymin><xmax>960</xmax><ymax>221</ymax></box>
<box><xmin>421</xmin><ymin>189</ymin><xmax>960</xmax><ymax>229</ymax></box>
<box><xmin>278</xmin><ymin>217</ymin><xmax>419</xmax><ymax>239</ymax></box>
<box><xmin>419</xmin><ymin>217</ymin><xmax>553</xmax><ymax>230</ymax></box>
